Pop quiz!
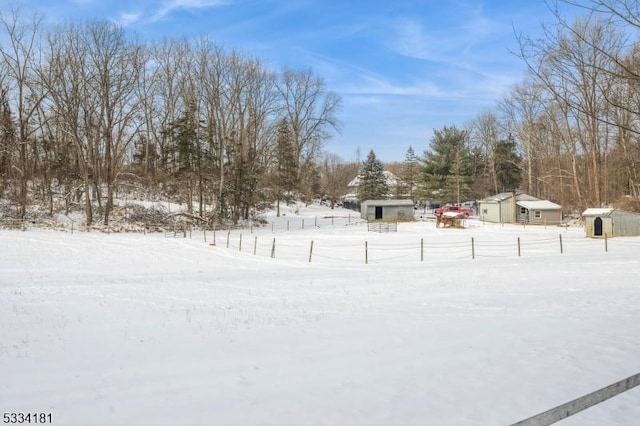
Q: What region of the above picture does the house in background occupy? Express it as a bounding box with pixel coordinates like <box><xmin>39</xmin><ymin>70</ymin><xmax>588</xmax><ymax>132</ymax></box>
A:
<box><xmin>344</xmin><ymin>171</ymin><xmax>404</xmax><ymax>200</ymax></box>
<box><xmin>360</xmin><ymin>199</ymin><xmax>415</xmax><ymax>222</ymax></box>
<box><xmin>479</xmin><ymin>192</ymin><xmax>562</xmax><ymax>225</ymax></box>
<box><xmin>582</xmin><ymin>208</ymin><xmax>640</xmax><ymax>237</ymax></box>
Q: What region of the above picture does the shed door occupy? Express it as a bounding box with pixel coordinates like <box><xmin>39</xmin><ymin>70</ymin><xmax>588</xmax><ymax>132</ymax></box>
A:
<box><xmin>594</xmin><ymin>217</ymin><xmax>603</xmax><ymax>236</ymax></box>
<box><xmin>375</xmin><ymin>206</ymin><xmax>383</xmax><ymax>220</ymax></box>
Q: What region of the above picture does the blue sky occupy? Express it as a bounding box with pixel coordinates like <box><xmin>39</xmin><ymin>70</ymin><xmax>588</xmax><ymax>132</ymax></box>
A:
<box><xmin>12</xmin><ymin>0</ymin><xmax>574</xmax><ymax>162</ymax></box>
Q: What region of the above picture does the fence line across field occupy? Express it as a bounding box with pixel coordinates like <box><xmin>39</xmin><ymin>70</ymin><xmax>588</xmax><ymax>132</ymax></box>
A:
<box><xmin>217</xmin><ymin>232</ymin><xmax>622</xmax><ymax>264</ymax></box>
<box><xmin>1</xmin><ymin>218</ymin><xmax>636</xmax><ymax>263</ymax></box>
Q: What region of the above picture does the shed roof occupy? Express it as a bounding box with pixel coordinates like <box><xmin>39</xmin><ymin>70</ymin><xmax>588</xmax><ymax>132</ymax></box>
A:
<box><xmin>480</xmin><ymin>192</ymin><xmax>540</xmax><ymax>203</ymax></box>
<box><xmin>582</xmin><ymin>208</ymin><xmax>614</xmax><ymax>216</ymax></box>
<box><xmin>362</xmin><ymin>199</ymin><xmax>414</xmax><ymax>207</ymax></box>
<box><xmin>517</xmin><ymin>200</ymin><xmax>562</xmax><ymax>210</ymax></box>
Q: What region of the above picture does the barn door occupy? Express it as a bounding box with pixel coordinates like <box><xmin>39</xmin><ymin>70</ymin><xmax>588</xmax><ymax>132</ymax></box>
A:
<box><xmin>594</xmin><ymin>217</ymin><xmax>603</xmax><ymax>236</ymax></box>
<box><xmin>375</xmin><ymin>206</ymin><xmax>383</xmax><ymax>220</ymax></box>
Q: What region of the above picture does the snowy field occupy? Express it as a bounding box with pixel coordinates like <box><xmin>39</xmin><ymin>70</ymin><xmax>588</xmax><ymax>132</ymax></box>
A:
<box><xmin>1</xmin><ymin>203</ymin><xmax>640</xmax><ymax>425</ymax></box>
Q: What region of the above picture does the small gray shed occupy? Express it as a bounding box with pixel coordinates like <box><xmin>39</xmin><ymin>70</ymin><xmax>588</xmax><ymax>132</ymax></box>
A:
<box><xmin>516</xmin><ymin>200</ymin><xmax>563</xmax><ymax>225</ymax></box>
<box><xmin>582</xmin><ymin>208</ymin><xmax>640</xmax><ymax>238</ymax></box>
<box><xmin>479</xmin><ymin>192</ymin><xmax>562</xmax><ymax>224</ymax></box>
<box><xmin>361</xmin><ymin>199</ymin><xmax>415</xmax><ymax>222</ymax></box>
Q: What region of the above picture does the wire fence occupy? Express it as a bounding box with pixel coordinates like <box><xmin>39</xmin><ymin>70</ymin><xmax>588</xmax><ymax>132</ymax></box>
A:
<box><xmin>0</xmin><ymin>214</ymin><xmax>365</xmax><ymax>234</ymax></box>
<box><xmin>2</xmin><ymin>217</ymin><xmax>636</xmax><ymax>265</ymax></box>
<box><xmin>207</xmin><ymin>228</ymin><xmax>633</xmax><ymax>265</ymax></box>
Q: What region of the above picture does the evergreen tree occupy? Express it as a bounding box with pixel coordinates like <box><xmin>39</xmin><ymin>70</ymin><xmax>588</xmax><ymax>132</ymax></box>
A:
<box><xmin>357</xmin><ymin>150</ymin><xmax>388</xmax><ymax>201</ymax></box>
<box><xmin>0</xmin><ymin>87</ymin><xmax>15</xmax><ymax>181</ymax></box>
<box><xmin>494</xmin><ymin>135</ymin><xmax>522</xmax><ymax>193</ymax></box>
<box><xmin>275</xmin><ymin>118</ymin><xmax>298</xmax><ymax>216</ymax></box>
<box><xmin>420</xmin><ymin>126</ymin><xmax>472</xmax><ymax>203</ymax></box>
<box><xmin>162</xmin><ymin>107</ymin><xmax>208</xmax><ymax>215</ymax></box>
<box><xmin>400</xmin><ymin>145</ymin><xmax>419</xmax><ymax>201</ymax></box>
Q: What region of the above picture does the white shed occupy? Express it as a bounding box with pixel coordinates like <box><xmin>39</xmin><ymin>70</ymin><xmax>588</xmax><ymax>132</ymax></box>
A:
<box><xmin>582</xmin><ymin>208</ymin><xmax>640</xmax><ymax>237</ymax></box>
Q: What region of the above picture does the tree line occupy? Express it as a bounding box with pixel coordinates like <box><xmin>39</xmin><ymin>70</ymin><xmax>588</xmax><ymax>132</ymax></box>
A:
<box><xmin>0</xmin><ymin>7</ymin><xmax>342</xmax><ymax>225</ymax></box>
<box><xmin>3</xmin><ymin>1</ymin><xmax>640</xmax><ymax>226</ymax></box>
<box><xmin>359</xmin><ymin>1</ymin><xmax>640</xmax><ymax>214</ymax></box>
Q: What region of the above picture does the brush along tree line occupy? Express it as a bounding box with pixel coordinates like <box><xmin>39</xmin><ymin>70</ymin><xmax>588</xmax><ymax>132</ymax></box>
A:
<box><xmin>2</xmin><ymin>1</ymin><xmax>640</xmax><ymax>228</ymax></box>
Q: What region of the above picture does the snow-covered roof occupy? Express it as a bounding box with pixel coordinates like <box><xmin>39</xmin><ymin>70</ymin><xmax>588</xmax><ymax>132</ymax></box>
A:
<box><xmin>362</xmin><ymin>199</ymin><xmax>414</xmax><ymax>207</ymax></box>
<box><xmin>582</xmin><ymin>208</ymin><xmax>615</xmax><ymax>216</ymax></box>
<box><xmin>348</xmin><ymin>171</ymin><xmax>403</xmax><ymax>188</ymax></box>
<box><xmin>480</xmin><ymin>192</ymin><xmax>539</xmax><ymax>203</ymax></box>
<box><xmin>517</xmin><ymin>200</ymin><xmax>562</xmax><ymax>210</ymax></box>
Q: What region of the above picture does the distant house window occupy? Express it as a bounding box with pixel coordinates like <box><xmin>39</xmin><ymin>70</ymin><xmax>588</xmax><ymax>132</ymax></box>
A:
<box><xmin>520</xmin><ymin>207</ymin><xmax>526</xmax><ymax>214</ymax></box>
<box><xmin>534</xmin><ymin>211</ymin><xmax>541</xmax><ymax>218</ymax></box>
<box><xmin>482</xmin><ymin>209</ymin><xmax>488</xmax><ymax>215</ymax></box>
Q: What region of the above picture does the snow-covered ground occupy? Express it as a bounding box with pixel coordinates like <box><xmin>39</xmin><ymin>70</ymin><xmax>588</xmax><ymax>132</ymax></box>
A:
<box><xmin>2</xmin><ymin>204</ymin><xmax>639</xmax><ymax>425</ymax></box>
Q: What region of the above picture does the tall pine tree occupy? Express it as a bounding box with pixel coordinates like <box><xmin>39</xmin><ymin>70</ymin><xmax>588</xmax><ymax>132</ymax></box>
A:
<box><xmin>420</xmin><ymin>126</ymin><xmax>472</xmax><ymax>204</ymax></box>
<box><xmin>275</xmin><ymin>118</ymin><xmax>298</xmax><ymax>216</ymax></box>
<box><xmin>400</xmin><ymin>145</ymin><xmax>419</xmax><ymax>201</ymax></box>
<box><xmin>357</xmin><ymin>150</ymin><xmax>388</xmax><ymax>201</ymax></box>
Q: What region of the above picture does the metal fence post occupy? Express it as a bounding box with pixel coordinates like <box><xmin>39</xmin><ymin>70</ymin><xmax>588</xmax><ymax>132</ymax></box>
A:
<box><xmin>559</xmin><ymin>234</ymin><xmax>563</xmax><ymax>254</ymax></box>
<box><xmin>471</xmin><ymin>237</ymin><xmax>475</xmax><ymax>259</ymax></box>
<box><xmin>365</xmin><ymin>241</ymin><xmax>368</xmax><ymax>264</ymax></box>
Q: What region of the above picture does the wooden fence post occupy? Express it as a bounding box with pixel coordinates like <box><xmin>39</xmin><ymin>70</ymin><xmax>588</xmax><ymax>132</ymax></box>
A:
<box><xmin>421</xmin><ymin>238</ymin><xmax>424</xmax><ymax>262</ymax></box>
<box><xmin>308</xmin><ymin>240</ymin><xmax>314</xmax><ymax>262</ymax></box>
<box><xmin>517</xmin><ymin>237</ymin><xmax>521</xmax><ymax>257</ymax></box>
<box><xmin>271</xmin><ymin>238</ymin><xmax>276</xmax><ymax>258</ymax></box>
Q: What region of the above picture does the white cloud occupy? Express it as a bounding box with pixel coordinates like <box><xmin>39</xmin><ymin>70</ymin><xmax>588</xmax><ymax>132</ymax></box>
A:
<box><xmin>149</xmin><ymin>0</ymin><xmax>229</xmax><ymax>22</ymax></box>
<box><xmin>117</xmin><ymin>12</ymin><xmax>142</xmax><ymax>26</ymax></box>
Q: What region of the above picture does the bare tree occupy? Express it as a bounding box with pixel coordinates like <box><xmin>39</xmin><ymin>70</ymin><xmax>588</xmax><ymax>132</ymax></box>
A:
<box><xmin>320</xmin><ymin>153</ymin><xmax>357</xmax><ymax>208</ymax></box>
<box><xmin>276</xmin><ymin>68</ymin><xmax>342</xmax><ymax>200</ymax></box>
<box><xmin>41</xmin><ymin>22</ymin><xmax>101</xmax><ymax>225</ymax></box>
<box><xmin>0</xmin><ymin>5</ymin><xmax>46</xmax><ymax>218</ymax></box>
<box><xmin>467</xmin><ymin>110</ymin><xmax>504</xmax><ymax>195</ymax></box>
<box><xmin>83</xmin><ymin>21</ymin><xmax>143</xmax><ymax>225</ymax></box>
